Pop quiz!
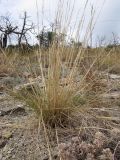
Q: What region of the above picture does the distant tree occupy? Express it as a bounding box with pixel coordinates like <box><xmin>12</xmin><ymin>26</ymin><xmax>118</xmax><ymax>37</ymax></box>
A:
<box><xmin>70</xmin><ymin>38</ymin><xmax>82</xmax><ymax>48</ymax></box>
<box><xmin>37</xmin><ymin>29</ymin><xmax>56</xmax><ymax>48</ymax></box>
<box><xmin>13</xmin><ymin>12</ymin><xmax>34</xmax><ymax>47</ymax></box>
<box><xmin>0</xmin><ymin>12</ymin><xmax>34</xmax><ymax>49</ymax></box>
<box><xmin>0</xmin><ymin>15</ymin><xmax>18</xmax><ymax>48</ymax></box>
<box><xmin>37</xmin><ymin>28</ymin><xmax>66</xmax><ymax>48</ymax></box>
<box><xmin>47</xmin><ymin>31</ymin><xmax>56</xmax><ymax>46</ymax></box>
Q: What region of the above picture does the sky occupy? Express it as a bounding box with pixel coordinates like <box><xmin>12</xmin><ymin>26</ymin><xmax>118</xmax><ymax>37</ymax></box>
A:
<box><xmin>0</xmin><ymin>0</ymin><xmax>120</xmax><ymax>46</ymax></box>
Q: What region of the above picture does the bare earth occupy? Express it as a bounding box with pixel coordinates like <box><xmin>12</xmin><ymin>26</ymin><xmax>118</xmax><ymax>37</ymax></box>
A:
<box><xmin>0</xmin><ymin>72</ymin><xmax>120</xmax><ymax>160</ymax></box>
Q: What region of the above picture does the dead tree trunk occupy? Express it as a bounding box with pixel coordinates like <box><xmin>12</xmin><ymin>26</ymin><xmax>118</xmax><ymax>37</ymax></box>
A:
<box><xmin>3</xmin><ymin>33</ymin><xmax>7</xmax><ymax>48</ymax></box>
<box><xmin>0</xmin><ymin>35</ymin><xmax>2</xmax><ymax>48</ymax></box>
<box><xmin>18</xmin><ymin>12</ymin><xmax>27</xmax><ymax>47</ymax></box>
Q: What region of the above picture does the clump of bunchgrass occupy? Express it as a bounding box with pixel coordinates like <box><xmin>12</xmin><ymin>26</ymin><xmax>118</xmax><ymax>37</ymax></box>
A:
<box><xmin>11</xmin><ymin>0</ymin><xmax>110</xmax><ymax>129</ymax></box>
<box><xmin>14</xmin><ymin>46</ymin><xmax>79</xmax><ymax>127</ymax></box>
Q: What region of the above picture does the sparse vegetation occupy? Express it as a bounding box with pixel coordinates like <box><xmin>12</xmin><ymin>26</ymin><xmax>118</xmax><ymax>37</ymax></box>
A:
<box><xmin>0</xmin><ymin>0</ymin><xmax>120</xmax><ymax>160</ymax></box>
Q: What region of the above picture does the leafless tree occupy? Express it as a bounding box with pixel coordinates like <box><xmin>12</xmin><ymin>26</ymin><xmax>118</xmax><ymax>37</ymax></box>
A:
<box><xmin>0</xmin><ymin>15</ymin><xmax>18</xmax><ymax>48</ymax></box>
<box><xmin>0</xmin><ymin>12</ymin><xmax>34</xmax><ymax>48</ymax></box>
<box><xmin>14</xmin><ymin>12</ymin><xmax>34</xmax><ymax>47</ymax></box>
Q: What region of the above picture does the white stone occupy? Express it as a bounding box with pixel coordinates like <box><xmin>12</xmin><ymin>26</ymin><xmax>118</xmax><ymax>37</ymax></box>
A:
<box><xmin>109</xmin><ymin>74</ymin><xmax>120</xmax><ymax>79</ymax></box>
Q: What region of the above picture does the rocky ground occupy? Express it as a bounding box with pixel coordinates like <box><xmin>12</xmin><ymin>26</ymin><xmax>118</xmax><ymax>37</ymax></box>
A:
<box><xmin>0</xmin><ymin>72</ymin><xmax>120</xmax><ymax>160</ymax></box>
